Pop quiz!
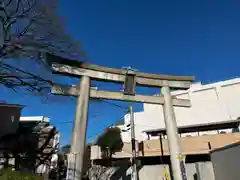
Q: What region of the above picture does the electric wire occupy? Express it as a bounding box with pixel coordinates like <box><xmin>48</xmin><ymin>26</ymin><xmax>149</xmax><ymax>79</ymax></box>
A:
<box><xmin>98</xmin><ymin>99</ymin><xmax>128</xmax><ymax>110</ymax></box>
<box><xmin>57</xmin><ymin>99</ymin><xmax>129</xmax><ymax>125</ymax></box>
<box><xmin>57</xmin><ymin>105</ymin><xmax>129</xmax><ymax>145</ymax></box>
<box><xmin>86</xmin><ymin>111</ymin><xmax>128</xmax><ymax>143</ymax></box>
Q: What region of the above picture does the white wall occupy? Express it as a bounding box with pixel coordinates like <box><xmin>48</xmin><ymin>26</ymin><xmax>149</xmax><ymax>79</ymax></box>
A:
<box><xmin>138</xmin><ymin>163</ymin><xmax>215</xmax><ymax>180</ymax></box>
<box><xmin>118</xmin><ymin>78</ymin><xmax>240</xmax><ymax>142</ymax></box>
<box><xmin>120</xmin><ymin>112</ymin><xmax>150</xmax><ymax>142</ymax></box>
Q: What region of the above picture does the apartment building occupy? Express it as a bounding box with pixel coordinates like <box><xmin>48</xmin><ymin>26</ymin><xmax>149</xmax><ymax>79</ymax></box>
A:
<box><xmin>117</xmin><ymin>78</ymin><xmax>240</xmax><ymax>142</ymax></box>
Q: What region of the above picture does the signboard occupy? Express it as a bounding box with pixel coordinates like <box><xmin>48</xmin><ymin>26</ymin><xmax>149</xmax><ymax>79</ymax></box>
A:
<box><xmin>164</xmin><ymin>166</ymin><xmax>170</xmax><ymax>180</ymax></box>
<box><xmin>66</xmin><ymin>153</ymin><xmax>76</xmax><ymax>180</ymax></box>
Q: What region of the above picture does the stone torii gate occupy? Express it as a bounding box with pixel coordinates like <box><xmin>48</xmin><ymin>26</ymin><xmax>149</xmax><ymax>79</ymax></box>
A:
<box><xmin>49</xmin><ymin>54</ymin><xmax>195</xmax><ymax>180</ymax></box>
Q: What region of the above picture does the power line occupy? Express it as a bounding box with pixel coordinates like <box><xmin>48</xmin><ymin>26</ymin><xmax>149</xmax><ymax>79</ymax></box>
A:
<box><xmin>57</xmin><ymin>107</ymin><xmax>128</xmax><ymax>128</ymax></box>
<box><xmin>99</xmin><ymin>99</ymin><xmax>129</xmax><ymax>110</ymax></box>
<box><xmin>57</xmin><ymin>113</ymin><xmax>101</xmax><ymax>124</ymax></box>
<box><xmin>57</xmin><ymin>99</ymin><xmax>128</xmax><ymax>124</ymax></box>
<box><xmin>86</xmin><ymin>111</ymin><xmax>128</xmax><ymax>142</ymax></box>
<box><xmin>57</xmin><ymin>104</ymin><xmax>129</xmax><ymax>146</ymax></box>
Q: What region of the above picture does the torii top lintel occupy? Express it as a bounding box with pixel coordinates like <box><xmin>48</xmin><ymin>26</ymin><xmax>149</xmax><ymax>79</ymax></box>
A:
<box><xmin>48</xmin><ymin>53</ymin><xmax>195</xmax><ymax>90</ymax></box>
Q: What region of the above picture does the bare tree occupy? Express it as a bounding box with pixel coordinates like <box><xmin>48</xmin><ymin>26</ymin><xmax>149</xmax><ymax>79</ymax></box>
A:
<box><xmin>0</xmin><ymin>123</ymin><xmax>59</xmax><ymax>173</ymax></box>
<box><xmin>0</xmin><ymin>0</ymin><xmax>85</xmax><ymax>93</ymax></box>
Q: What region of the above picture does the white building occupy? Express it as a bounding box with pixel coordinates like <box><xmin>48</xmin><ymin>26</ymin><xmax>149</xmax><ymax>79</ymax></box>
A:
<box><xmin>118</xmin><ymin>78</ymin><xmax>240</xmax><ymax>142</ymax></box>
<box><xmin>20</xmin><ymin>116</ymin><xmax>50</xmax><ymax>123</ymax></box>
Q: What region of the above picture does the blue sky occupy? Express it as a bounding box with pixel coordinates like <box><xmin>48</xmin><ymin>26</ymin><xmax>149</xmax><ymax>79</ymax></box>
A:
<box><xmin>1</xmin><ymin>0</ymin><xmax>240</xmax><ymax>145</ymax></box>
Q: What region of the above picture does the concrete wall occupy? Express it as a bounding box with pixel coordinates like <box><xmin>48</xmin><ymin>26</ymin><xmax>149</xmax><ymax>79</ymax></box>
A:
<box><xmin>210</xmin><ymin>142</ymin><xmax>240</xmax><ymax>180</ymax></box>
<box><xmin>88</xmin><ymin>162</ymin><xmax>215</xmax><ymax>180</ymax></box>
<box><xmin>118</xmin><ymin>78</ymin><xmax>240</xmax><ymax>142</ymax></box>
<box><xmin>138</xmin><ymin>162</ymin><xmax>215</xmax><ymax>180</ymax></box>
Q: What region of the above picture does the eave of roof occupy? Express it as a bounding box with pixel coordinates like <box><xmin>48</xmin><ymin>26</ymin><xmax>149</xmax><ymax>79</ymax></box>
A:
<box><xmin>0</xmin><ymin>103</ymin><xmax>24</xmax><ymax>108</ymax></box>
<box><xmin>143</xmin><ymin>118</ymin><xmax>240</xmax><ymax>135</ymax></box>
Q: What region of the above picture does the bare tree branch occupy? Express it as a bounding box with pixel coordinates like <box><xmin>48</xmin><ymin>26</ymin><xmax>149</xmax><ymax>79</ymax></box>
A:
<box><xmin>0</xmin><ymin>0</ymin><xmax>86</xmax><ymax>96</ymax></box>
<box><xmin>0</xmin><ymin>62</ymin><xmax>52</xmax><ymax>92</ymax></box>
<box><xmin>0</xmin><ymin>123</ymin><xmax>60</xmax><ymax>171</ymax></box>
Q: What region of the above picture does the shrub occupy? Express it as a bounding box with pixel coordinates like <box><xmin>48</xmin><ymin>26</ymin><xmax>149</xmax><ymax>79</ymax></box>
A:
<box><xmin>0</xmin><ymin>168</ymin><xmax>43</xmax><ymax>180</ymax></box>
<box><xmin>96</xmin><ymin>127</ymin><xmax>123</xmax><ymax>159</ymax></box>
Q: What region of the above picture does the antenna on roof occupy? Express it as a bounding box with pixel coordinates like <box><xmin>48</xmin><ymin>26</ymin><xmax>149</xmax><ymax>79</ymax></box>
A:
<box><xmin>122</xmin><ymin>66</ymin><xmax>138</xmax><ymax>72</ymax></box>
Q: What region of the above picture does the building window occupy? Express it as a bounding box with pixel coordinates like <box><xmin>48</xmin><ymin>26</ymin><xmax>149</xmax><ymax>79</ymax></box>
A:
<box><xmin>150</xmin><ymin>132</ymin><xmax>159</xmax><ymax>137</ymax></box>
<box><xmin>219</xmin><ymin>131</ymin><xmax>226</xmax><ymax>134</ymax></box>
<box><xmin>232</xmin><ymin>127</ymin><xmax>239</xmax><ymax>133</ymax></box>
<box><xmin>11</xmin><ymin>116</ymin><xmax>14</xmax><ymax>122</ymax></box>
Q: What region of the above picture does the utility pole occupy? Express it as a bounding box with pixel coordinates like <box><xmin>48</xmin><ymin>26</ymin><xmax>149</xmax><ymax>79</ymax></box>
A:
<box><xmin>0</xmin><ymin>22</ymin><xmax>3</xmax><ymax>48</ymax></box>
<box><xmin>130</xmin><ymin>104</ymin><xmax>138</xmax><ymax>180</ymax></box>
<box><xmin>66</xmin><ymin>76</ymin><xmax>90</xmax><ymax>180</ymax></box>
<box><xmin>161</xmin><ymin>86</ymin><xmax>187</xmax><ymax>180</ymax></box>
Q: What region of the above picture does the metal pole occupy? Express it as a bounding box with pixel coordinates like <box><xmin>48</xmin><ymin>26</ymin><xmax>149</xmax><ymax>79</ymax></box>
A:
<box><xmin>161</xmin><ymin>86</ymin><xmax>187</xmax><ymax>180</ymax></box>
<box><xmin>67</xmin><ymin>75</ymin><xmax>90</xmax><ymax>180</ymax></box>
<box><xmin>130</xmin><ymin>105</ymin><xmax>138</xmax><ymax>180</ymax></box>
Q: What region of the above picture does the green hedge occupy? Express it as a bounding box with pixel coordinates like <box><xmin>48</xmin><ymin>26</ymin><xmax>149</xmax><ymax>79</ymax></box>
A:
<box><xmin>0</xmin><ymin>168</ymin><xmax>43</xmax><ymax>180</ymax></box>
